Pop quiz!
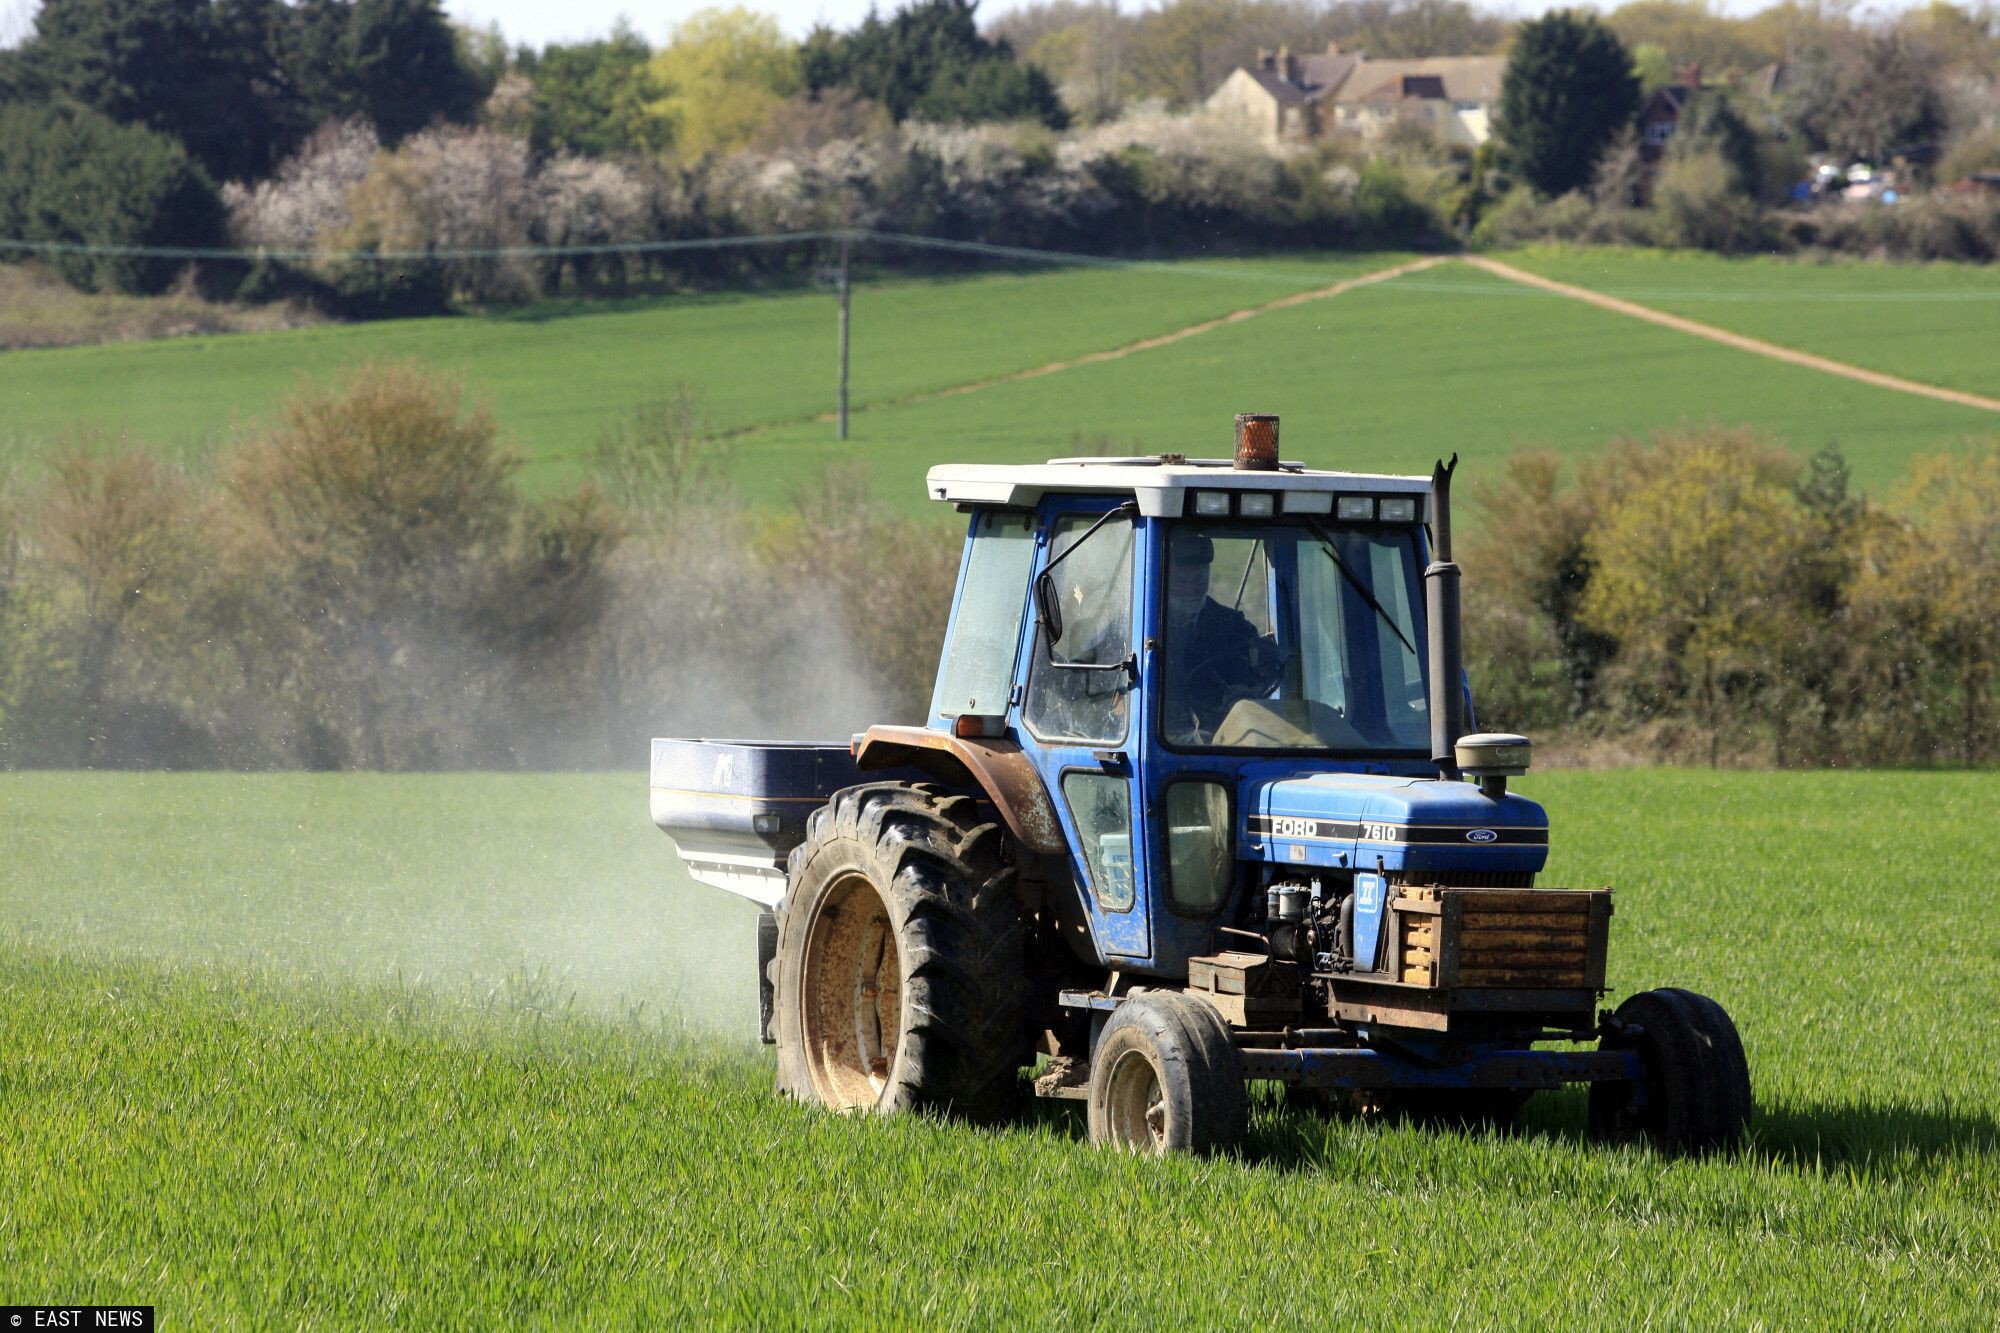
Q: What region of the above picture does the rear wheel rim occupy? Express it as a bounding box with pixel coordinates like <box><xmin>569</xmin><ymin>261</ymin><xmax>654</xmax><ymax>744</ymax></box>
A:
<box><xmin>1103</xmin><ymin>1048</ymin><xmax>1168</xmax><ymax>1152</ymax></box>
<box><xmin>800</xmin><ymin>871</ymin><xmax>901</xmax><ymax>1110</ymax></box>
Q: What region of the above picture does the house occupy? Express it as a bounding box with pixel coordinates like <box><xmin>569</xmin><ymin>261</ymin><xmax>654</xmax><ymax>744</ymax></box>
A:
<box><xmin>1637</xmin><ymin>85</ymin><xmax>1690</xmax><ymax>164</ymax></box>
<box><xmin>1328</xmin><ymin>56</ymin><xmax>1507</xmax><ymax>147</ymax></box>
<box><xmin>1204</xmin><ymin>43</ymin><xmax>1358</xmax><ymax>145</ymax></box>
<box><xmin>1204</xmin><ymin>47</ymin><xmax>1506</xmax><ymax>148</ymax></box>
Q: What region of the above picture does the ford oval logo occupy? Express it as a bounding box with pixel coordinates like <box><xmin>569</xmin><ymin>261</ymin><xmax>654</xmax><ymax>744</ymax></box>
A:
<box><xmin>1466</xmin><ymin>828</ymin><xmax>1499</xmax><ymax>844</ymax></box>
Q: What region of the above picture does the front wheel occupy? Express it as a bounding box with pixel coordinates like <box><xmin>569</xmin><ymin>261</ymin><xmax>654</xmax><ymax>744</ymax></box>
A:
<box><xmin>1087</xmin><ymin>992</ymin><xmax>1247</xmax><ymax>1156</ymax></box>
<box><xmin>1589</xmin><ymin>987</ymin><xmax>1751</xmax><ymax>1155</ymax></box>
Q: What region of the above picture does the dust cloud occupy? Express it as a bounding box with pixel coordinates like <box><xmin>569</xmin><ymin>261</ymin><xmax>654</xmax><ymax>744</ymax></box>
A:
<box><xmin>0</xmin><ymin>526</ymin><xmax>928</xmax><ymax>1042</ymax></box>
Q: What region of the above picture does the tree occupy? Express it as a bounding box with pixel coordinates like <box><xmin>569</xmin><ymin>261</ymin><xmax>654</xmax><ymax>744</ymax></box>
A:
<box><xmin>1666</xmin><ymin>92</ymin><xmax>1762</xmax><ymax>194</ymax></box>
<box><xmin>1126</xmin><ymin>0</ymin><xmax>1242</xmax><ymax>108</ymax></box>
<box><xmin>805</xmin><ymin>0</ymin><xmax>1067</xmax><ymax>129</ymax></box>
<box><xmin>521</xmin><ymin>26</ymin><xmax>669</xmax><ymax>158</ymax></box>
<box><xmin>32</xmin><ymin>445</ymin><xmax>205</xmax><ymax>767</ymax></box>
<box><xmin>4</xmin><ymin>0</ymin><xmax>284</xmax><ymax>181</ymax></box>
<box><xmin>1784</xmin><ymin>29</ymin><xmax>1948</xmax><ymax>162</ymax></box>
<box><xmin>1579</xmin><ymin>435</ymin><xmax>1815</xmax><ymax>766</ymax></box>
<box><xmin>218</xmin><ymin>364</ymin><xmax>558</xmax><ymax>769</ymax></box>
<box><xmin>1465</xmin><ymin>450</ymin><xmax>1618</xmax><ymax>720</ymax></box>
<box><xmin>1</xmin><ymin>0</ymin><xmax>491</xmax><ymax>179</ymax></box>
<box><xmin>1605</xmin><ymin>0</ymin><xmax>1771</xmax><ymax>76</ymax></box>
<box><xmin>650</xmin><ymin>7</ymin><xmax>802</xmax><ymax>158</ymax></box>
<box><xmin>1353</xmin><ymin>0</ymin><xmax>1509</xmax><ymax>58</ymax></box>
<box><xmin>1497</xmin><ymin>11</ymin><xmax>1641</xmax><ymax>197</ymax></box>
<box><xmin>342</xmin><ymin>0</ymin><xmax>488</xmax><ymax>144</ymax></box>
<box><xmin>0</xmin><ymin>103</ymin><xmax>226</xmax><ymax>294</ymax></box>
<box><xmin>1851</xmin><ymin>443</ymin><xmax>2000</xmax><ymax>764</ymax></box>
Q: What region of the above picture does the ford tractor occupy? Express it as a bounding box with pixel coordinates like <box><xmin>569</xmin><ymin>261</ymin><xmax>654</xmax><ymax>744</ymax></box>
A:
<box><xmin>650</xmin><ymin>415</ymin><xmax>1752</xmax><ymax>1156</ymax></box>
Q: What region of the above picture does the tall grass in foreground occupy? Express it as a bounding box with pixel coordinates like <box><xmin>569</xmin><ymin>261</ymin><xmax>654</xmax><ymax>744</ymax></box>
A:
<box><xmin>1</xmin><ymin>769</ymin><xmax>1996</xmax><ymax>1324</ymax></box>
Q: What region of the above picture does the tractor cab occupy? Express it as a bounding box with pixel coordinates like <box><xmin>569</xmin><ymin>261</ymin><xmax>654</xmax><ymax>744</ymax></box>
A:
<box><xmin>855</xmin><ymin>415</ymin><xmax>1548</xmax><ymax>982</ymax></box>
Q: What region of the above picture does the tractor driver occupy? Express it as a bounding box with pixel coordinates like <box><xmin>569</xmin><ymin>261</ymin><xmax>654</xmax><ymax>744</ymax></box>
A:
<box><xmin>1163</xmin><ymin>529</ymin><xmax>1281</xmax><ymax>744</ymax></box>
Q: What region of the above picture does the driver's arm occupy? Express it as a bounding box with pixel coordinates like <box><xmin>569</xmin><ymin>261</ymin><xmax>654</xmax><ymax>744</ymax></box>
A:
<box><xmin>1213</xmin><ymin>605</ymin><xmax>1280</xmax><ymax>696</ymax></box>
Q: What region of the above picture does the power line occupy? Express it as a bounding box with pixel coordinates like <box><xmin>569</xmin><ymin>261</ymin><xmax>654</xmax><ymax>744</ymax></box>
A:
<box><xmin>0</xmin><ymin>227</ymin><xmax>1373</xmax><ymax>286</ymax></box>
<box><xmin>12</xmin><ymin>229</ymin><xmax>2000</xmax><ymax>301</ymax></box>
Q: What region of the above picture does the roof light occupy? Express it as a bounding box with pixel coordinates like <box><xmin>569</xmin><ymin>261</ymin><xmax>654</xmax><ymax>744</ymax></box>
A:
<box><xmin>1337</xmin><ymin>496</ymin><xmax>1375</xmax><ymax>521</ymax></box>
<box><xmin>1234</xmin><ymin>413</ymin><xmax>1279</xmax><ymax>471</ymax></box>
<box><xmin>1238</xmin><ymin>492</ymin><xmax>1275</xmax><ymax>517</ymax></box>
<box><xmin>1379</xmin><ymin>496</ymin><xmax>1418</xmax><ymax>523</ymax></box>
<box><xmin>1284</xmin><ymin>492</ymin><xmax>1333</xmax><ymax>515</ymax></box>
<box><xmin>1193</xmin><ymin>491</ymin><xmax>1232</xmax><ymax>517</ymax></box>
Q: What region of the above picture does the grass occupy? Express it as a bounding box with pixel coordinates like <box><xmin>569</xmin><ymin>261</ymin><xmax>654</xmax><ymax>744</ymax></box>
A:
<box><xmin>735</xmin><ymin>258</ymin><xmax>1998</xmax><ymax>503</ymax></box>
<box><xmin>0</xmin><ymin>254</ymin><xmax>1400</xmax><ymax>492</ymax></box>
<box><xmin>1499</xmin><ymin>246</ymin><xmax>2000</xmax><ymax>402</ymax></box>
<box><xmin>2</xmin><ymin>769</ymin><xmax>1996</xmax><ymax>1324</ymax></box>
<box><xmin>5</xmin><ymin>249</ymin><xmax>1999</xmax><ymax>508</ymax></box>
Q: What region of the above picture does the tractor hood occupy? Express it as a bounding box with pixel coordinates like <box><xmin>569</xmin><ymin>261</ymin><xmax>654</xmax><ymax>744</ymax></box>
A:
<box><xmin>1241</xmin><ymin>772</ymin><xmax>1549</xmax><ymax>878</ymax></box>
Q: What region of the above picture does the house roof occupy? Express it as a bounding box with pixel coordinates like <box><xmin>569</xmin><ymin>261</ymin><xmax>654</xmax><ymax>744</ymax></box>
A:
<box><xmin>1639</xmin><ymin>85</ymin><xmax>1691</xmax><ymax>121</ymax></box>
<box><xmin>1243</xmin><ymin>67</ymin><xmax>1309</xmax><ymax>106</ymax></box>
<box><xmin>1234</xmin><ymin>51</ymin><xmax>1358</xmax><ymax>105</ymax></box>
<box><xmin>1332</xmin><ymin>56</ymin><xmax>1505</xmax><ymax>104</ymax></box>
<box><xmin>1295</xmin><ymin>51</ymin><xmax>1358</xmax><ymax>101</ymax></box>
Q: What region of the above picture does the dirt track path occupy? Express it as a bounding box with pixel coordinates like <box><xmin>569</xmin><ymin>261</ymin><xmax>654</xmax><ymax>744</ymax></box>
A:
<box><xmin>793</xmin><ymin>254</ymin><xmax>1451</xmax><ymax>427</ymax></box>
<box><xmin>1463</xmin><ymin>255</ymin><xmax>2000</xmax><ymax>415</ymax></box>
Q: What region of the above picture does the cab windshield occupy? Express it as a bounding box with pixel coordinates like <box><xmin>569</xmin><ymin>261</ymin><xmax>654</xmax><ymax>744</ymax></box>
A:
<box><xmin>1160</xmin><ymin>519</ymin><xmax>1429</xmax><ymax>753</ymax></box>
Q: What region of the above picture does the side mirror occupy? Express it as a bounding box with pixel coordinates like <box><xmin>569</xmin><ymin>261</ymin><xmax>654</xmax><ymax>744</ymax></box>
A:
<box><xmin>1034</xmin><ymin>568</ymin><xmax>1064</xmax><ymax>644</ymax></box>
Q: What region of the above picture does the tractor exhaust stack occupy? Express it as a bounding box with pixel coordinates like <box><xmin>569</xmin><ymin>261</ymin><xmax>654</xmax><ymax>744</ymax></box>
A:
<box><xmin>1425</xmin><ymin>454</ymin><xmax>1465</xmax><ymax>775</ymax></box>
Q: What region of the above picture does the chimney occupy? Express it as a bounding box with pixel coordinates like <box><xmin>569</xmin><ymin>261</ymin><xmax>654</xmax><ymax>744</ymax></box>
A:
<box><xmin>1279</xmin><ymin>44</ymin><xmax>1296</xmax><ymax>82</ymax></box>
<box><xmin>1327</xmin><ymin>40</ymin><xmax>1342</xmax><ymax>56</ymax></box>
<box><xmin>1258</xmin><ymin>47</ymin><xmax>1274</xmax><ymax>71</ymax></box>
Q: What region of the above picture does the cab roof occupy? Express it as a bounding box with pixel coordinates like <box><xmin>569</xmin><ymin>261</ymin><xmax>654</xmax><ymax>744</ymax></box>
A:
<box><xmin>925</xmin><ymin>455</ymin><xmax>1431</xmax><ymax>519</ymax></box>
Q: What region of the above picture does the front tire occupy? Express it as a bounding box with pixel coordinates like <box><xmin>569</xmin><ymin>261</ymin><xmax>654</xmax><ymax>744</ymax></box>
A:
<box><xmin>1087</xmin><ymin>992</ymin><xmax>1247</xmax><ymax>1156</ymax></box>
<box><xmin>772</xmin><ymin>782</ymin><xmax>1029</xmax><ymax>1123</ymax></box>
<box><xmin>1589</xmin><ymin>987</ymin><xmax>1751</xmax><ymax>1155</ymax></box>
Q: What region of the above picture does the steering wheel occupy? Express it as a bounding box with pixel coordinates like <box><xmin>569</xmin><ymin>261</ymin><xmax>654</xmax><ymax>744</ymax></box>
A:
<box><xmin>1180</xmin><ymin>648</ymin><xmax>1286</xmax><ymax>741</ymax></box>
<box><xmin>1184</xmin><ymin>640</ymin><xmax>1284</xmax><ymax>703</ymax></box>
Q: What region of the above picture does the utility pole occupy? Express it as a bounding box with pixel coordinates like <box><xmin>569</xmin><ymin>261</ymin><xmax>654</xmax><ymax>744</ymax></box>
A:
<box><xmin>815</xmin><ymin>236</ymin><xmax>854</xmax><ymax>440</ymax></box>
<box><xmin>835</xmin><ymin>236</ymin><xmax>851</xmax><ymax>442</ymax></box>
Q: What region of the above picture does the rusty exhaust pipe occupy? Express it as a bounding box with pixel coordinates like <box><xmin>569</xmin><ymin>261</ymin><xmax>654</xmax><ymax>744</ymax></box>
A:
<box><xmin>1425</xmin><ymin>454</ymin><xmax>1464</xmax><ymax>776</ymax></box>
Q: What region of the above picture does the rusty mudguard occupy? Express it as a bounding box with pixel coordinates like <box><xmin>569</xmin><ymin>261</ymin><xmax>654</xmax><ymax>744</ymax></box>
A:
<box><xmin>852</xmin><ymin>725</ymin><xmax>1065</xmax><ymax>856</ymax></box>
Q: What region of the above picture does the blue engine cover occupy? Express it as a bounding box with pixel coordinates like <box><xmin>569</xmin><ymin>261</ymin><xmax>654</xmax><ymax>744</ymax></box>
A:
<box><xmin>1241</xmin><ymin>772</ymin><xmax>1550</xmax><ymax>879</ymax></box>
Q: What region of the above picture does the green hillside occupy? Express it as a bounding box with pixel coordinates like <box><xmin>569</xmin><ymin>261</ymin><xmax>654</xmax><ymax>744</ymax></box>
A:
<box><xmin>0</xmin><ymin>254</ymin><xmax>1399</xmax><ymax>487</ymax></box>
<box><xmin>3</xmin><ymin>250</ymin><xmax>1997</xmax><ymax>507</ymax></box>
<box><xmin>737</xmin><ymin>258</ymin><xmax>1998</xmax><ymax>504</ymax></box>
<box><xmin>2</xmin><ymin>770</ymin><xmax>1995</xmax><ymax>1323</ymax></box>
<box><xmin>1500</xmin><ymin>246</ymin><xmax>2000</xmax><ymax>400</ymax></box>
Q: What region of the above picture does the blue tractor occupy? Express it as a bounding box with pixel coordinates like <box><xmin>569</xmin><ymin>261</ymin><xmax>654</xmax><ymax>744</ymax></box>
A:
<box><xmin>651</xmin><ymin>415</ymin><xmax>1751</xmax><ymax>1155</ymax></box>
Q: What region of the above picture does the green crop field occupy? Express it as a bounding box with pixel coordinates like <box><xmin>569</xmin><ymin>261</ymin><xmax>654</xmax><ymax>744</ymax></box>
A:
<box><xmin>1501</xmin><ymin>246</ymin><xmax>2000</xmax><ymax>402</ymax></box>
<box><xmin>737</xmin><ymin>256</ymin><xmax>1999</xmax><ymax>503</ymax></box>
<box><xmin>0</xmin><ymin>254</ymin><xmax>1397</xmax><ymax>490</ymax></box>
<box><xmin>4</xmin><ymin>248</ymin><xmax>1999</xmax><ymax>509</ymax></box>
<box><xmin>3</xmin><ymin>770</ymin><xmax>1996</xmax><ymax>1325</ymax></box>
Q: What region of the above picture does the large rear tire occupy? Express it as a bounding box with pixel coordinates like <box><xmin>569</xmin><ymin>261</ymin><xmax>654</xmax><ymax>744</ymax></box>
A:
<box><xmin>1086</xmin><ymin>992</ymin><xmax>1247</xmax><ymax>1156</ymax></box>
<box><xmin>1589</xmin><ymin>987</ymin><xmax>1751</xmax><ymax>1155</ymax></box>
<box><xmin>772</xmin><ymin>782</ymin><xmax>1030</xmax><ymax>1123</ymax></box>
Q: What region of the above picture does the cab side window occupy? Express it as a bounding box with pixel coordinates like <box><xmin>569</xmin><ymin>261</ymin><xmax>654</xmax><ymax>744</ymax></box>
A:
<box><xmin>1024</xmin><ymin>512</ymin><xmax>1134</xmax><ymax>745</ymax></box>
